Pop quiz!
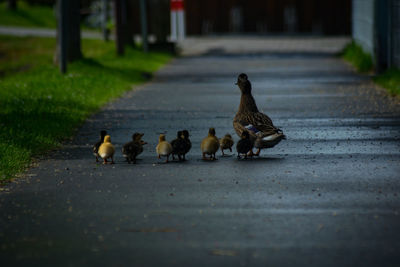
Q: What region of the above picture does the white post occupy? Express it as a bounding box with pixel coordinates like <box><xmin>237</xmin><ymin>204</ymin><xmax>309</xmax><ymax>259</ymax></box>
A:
<box><xmin>170</xmin><ymin>0</ymin><xmax>185</xmax><ymax>42</ymax></box>
<box><xmin>177</xmin><ymin>9</ymin><xmax>185</xmax><ymax>41</ymax></box>
<box><xmin>170</xmin><ymin>10</ymin><xmax>177</xmax><ymax>41</ymax></box>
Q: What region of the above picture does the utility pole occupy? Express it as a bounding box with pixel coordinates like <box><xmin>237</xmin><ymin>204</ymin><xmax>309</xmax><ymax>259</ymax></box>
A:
<box><xmin>139</xmin><ymin>0</ymin><xmax>148</xmax><ymax>52</ymax></box>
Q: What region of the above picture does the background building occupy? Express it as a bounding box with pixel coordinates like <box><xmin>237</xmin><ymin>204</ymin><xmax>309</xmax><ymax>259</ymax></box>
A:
<box><xmin>352</xmin><ymin>0</ymin><xmax>400</xmax><ymax>70</ymax></box>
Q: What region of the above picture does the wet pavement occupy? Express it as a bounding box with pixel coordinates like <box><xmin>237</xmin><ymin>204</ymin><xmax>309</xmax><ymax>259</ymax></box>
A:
<box><xmin>1</xmin><ymin>37</ymin><xmax>400</xmax><ymax>267</ymax></box>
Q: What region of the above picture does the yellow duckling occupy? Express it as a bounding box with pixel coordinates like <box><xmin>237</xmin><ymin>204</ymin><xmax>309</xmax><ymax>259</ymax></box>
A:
<box><xmin>219</xmin><ymin>133</ymin><xmax>234</xmax><ymax>156</ymax></box>
<box><xmin>156</xmin><ymin>134</ymin><xmax>173</xmax><ymax>163</ymax></box>
<box><xmin>98</xmin><ymin>135</ymin><xmax>115</xmax><ymax>164</ymax></box>
<box><xmin>201</xmin><ymin>128</ymin><xmax>219</xmax><ymax>160</ymax></box>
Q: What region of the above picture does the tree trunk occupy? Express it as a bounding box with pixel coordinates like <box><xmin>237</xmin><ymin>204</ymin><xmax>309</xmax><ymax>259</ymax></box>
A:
<box><xmin>114</xmin><ymin>0</ymin><xmax>125</xmax><ymax>55</ymax></box>
<box><xmin>7</xmin><ymin>0</ymin><xmax>17</xmax><ymax>10</ymax></box>
<box><xmin>55</xmin><ymin>0</ymin><xmax>82</xmax><ymax>73</ymax></box>
<box><xmin>102</xmin><ymin>0</ymin><xmax>110</xmax><ymax>41</ymax></box>
<box><xmin>67</xmin><ymin>0</ymin><xmax>82</xmax><ymax>62</ymax></box>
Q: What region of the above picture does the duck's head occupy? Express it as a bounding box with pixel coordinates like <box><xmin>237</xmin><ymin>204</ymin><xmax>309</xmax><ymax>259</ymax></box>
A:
<box><xmin>159</xmin><ymin>134</ymin><xmax>166</xmax><ymax>142</ymax></box>
<box><xmin>176</xmin><ymin>131</ymin><xmax>183</xmax><ymax>139</ymax></box>
<box><xmin>208</xmin><ymin>128</ymin><xmax>216</xmax><ymax>136</ymax></box>
<box><xmin>236</xmin><ymin>73</ymin><xmax>248</xmax><ymax>85</ymax></box>
<box><xmin>236</xmin><ymin>73</ymin><xmax>252</xmax><ymax>94</ymax></box>
<box><xmin>132</xmin><ymin>132</ymin><xmax>144</xmax><ymax>141</ymax></box>
<box><xmin>224</xmin><ymin>134</ymin><xmax>232</xmax><ymax>139</ymax></box>
<box><xmin>241</xmin><ymin>131</ymin><xmax>250</xmax><ymax>139</ymax></box>
<box><xmin>182</xmin><ymin>130</ymin><xmax>190</xmax><ymax>139</ymax></box>
<box><xmin>104</xmin><ymin>135</ymin><xmax>111</xmax><ymax>143</ymax></box>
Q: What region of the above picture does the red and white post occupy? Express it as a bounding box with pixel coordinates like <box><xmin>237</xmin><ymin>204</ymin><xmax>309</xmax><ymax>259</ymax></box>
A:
<box><xmin>170</xmin><ymin>0</ymin><xmax>185</xmax><ymax>41</ymax></box>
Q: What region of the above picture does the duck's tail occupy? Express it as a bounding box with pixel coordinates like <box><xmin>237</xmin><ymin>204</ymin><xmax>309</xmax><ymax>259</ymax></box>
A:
<box><xmin>275</xmin><ymin>128</ymin><xmax>286</xmax><ymax>140</ymax></box>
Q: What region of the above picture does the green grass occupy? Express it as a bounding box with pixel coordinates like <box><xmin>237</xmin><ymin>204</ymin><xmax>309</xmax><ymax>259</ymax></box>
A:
<box><xmin>374</xmin><ymin>68</ymin><xmax>400</xmax><ymax>96</ymax></box>
<box><xmin>0</xmin><ymin>1</ymin><xmax>56</xmax><ymax>28</ymax></box>
<box><xmin>0</xmin><ymin>36</ymin><xmax>171</xmax><ymax>181</ymax></box>
<box><xmin>342</xmin><ymin>41</ymin><xmax>373</xmax><ymax>73</ymax></box>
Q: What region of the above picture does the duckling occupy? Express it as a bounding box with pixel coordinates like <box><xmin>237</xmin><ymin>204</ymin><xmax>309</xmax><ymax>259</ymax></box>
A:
<box><xmin>156</xmin><ymin>134</ymin><xmax>173</xmax><ymax>163</ymax></box>
<box><xmin>181</xmin><ymin>130</ymin><xmax>191</xmax><ymax>160</ymax></box>
<box><xmin>171</xmin><ymin>131</ymin><xmax>186</xmax><ymax>161</ymax></box>
<box><xmin>233</xmin><ymin>73</ymin><xmax>286</xmax><ymax>156</ymax></box>
<box><xmin>219</xmin><ymin>133</ymin><xmax>234</xmax><ymax>156</ymax></box>
<box><xmin>201</xmin><ymin>128</ymin><xmax>219</xmax><ymax>160</ymax></box>
<box><xmin>93</xmin><ymin>130</ymin><xmax>107</xmax><ymax>162</ymax></box>
<box><xmin>98</xmin><ymin>135</ymin><xmax>115</xmax><ymax>164</ymax></box>
<box><xmin>236</xmin><ymin>131</ymin><xmax>253</xmax><ymax>159</ymax></box>
<box><xmin>122</xmin><ymin>133</ymin><xmax>147</xmax><ymax>164</ymax></box>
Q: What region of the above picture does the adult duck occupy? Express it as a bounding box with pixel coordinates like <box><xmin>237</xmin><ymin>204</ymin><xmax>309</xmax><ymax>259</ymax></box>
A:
<box><xmin>233</xmin><ymin>73</ymin><xmax>286</xmax><ymax>156</ymax></box>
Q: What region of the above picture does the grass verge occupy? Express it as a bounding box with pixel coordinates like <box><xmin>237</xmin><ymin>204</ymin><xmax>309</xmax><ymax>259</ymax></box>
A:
<box><xmin>341</xmin><ymin>41</ymin><xmax>373</xmax><ymax>73</ymax></box>
<box><xmin>0</xmin><ymin>36</ymin><xmax>171</xmax><ymax>182</ymax></box>
<box><xmin>374</xmin><ymin>68</ymin><xmax>400</xmax><ymax>96</ymax></box>
<box><xmin>0</xmin><ymin>1</ymin><xmax>56</xmax><ymax>28</ymax></box>
<box><xmin>342</xmin><ymin>41</ymin><xmax>399</xmax><ymax>96</ymax></box>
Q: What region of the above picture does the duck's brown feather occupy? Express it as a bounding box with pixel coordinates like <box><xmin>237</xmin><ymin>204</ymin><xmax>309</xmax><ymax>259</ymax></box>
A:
<box><xmin>233</xmin><ymin>81</ymin><xmax>285</xmax><ymax>148</ymax></box>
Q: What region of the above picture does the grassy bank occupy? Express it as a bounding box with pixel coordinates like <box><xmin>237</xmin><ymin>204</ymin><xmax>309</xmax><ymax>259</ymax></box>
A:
<box><xmin>374</xmin><ymin>68</ymin><xmax>400</xmax><ymax>96</ymax></box>
<box><xmin>0</xmin><ymin>1</ymin><xmax>56</xmax><ymax>28</ymax></box>
<box><xmin>342</xmin><ymin>41</ymin><xmax>399</xmax><ymax>96</ymax></box>
<box><xmin>341</xmin><ymin>41</ymin><xmax>373</xmax><ymax>73</ymax></box>
<box><xmin>0</xmin><ymin>36</ymin><xmax>171</xmax><ymax>182</ymax></box>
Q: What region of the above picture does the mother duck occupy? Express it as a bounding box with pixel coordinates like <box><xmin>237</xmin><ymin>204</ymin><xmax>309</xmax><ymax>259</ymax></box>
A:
<box><xmin>233</xmin><ymin>73</ymin><xmax>286</xmax><ymax>156</ymax></box>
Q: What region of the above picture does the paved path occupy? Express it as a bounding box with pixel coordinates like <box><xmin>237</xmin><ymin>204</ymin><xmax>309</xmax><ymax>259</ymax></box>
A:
<box><xmin>1</xmin><ymin>37</ymin><xmax>400</xmax><ymax>267</ymax></box>
<box><xmin>0</xmin><ymin>25</ymin><xmax>103</xmax><ymax>39</ymax></box>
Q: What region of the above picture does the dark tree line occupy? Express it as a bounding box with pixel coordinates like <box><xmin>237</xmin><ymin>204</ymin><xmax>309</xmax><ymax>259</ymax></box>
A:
<box><xmin>55</xmin><ymin>0</ymin><xmax>171</xmax><ymax>73</ymax></box>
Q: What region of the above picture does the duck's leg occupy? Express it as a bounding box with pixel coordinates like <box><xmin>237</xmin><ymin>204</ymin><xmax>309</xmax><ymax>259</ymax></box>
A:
<box><xmin>247</xmin><ymin>149</ymin><xmax>254</xmax><ymax>157</ymax></box>
<box><xmin>202</xmin><ymin>152</ymin><xmax>208</xmax><ymax>160</ymax></box>
<box><xmin>165</xmin><ymin>155</ymin><xmax>169</xmax><ymax>163</ymax></box>
<box><xmin>229</xmin><ymin>147</ymin><xmax>232</xmax><ymax>152</ymax></box>
<box><xmin>178</xmin><ymin>154</ymin><xmax>182</xmax><ymax>161</ymax></box>
<box><xmin>133</xmin><ymin>156</ymin><xmax>136</xmax><ymax>164</ymax></box>
<box><xmin>103</xmin><ymin>158</ymin><xmax>108</xmax><ymax>164</ymax></box>
<box><xmin>254</xmin><ymin>148</ymin><xmax>261</xmax><ymax>156</ymax></box>
<box><xmin>96</xmin><ymin>155</ymin><xmax>99</xmax><ymax>162</ymax></box>
<box><xmin>111</xmin><ymin>156</ymin><xmax>115</xmax><ymax>164</ymax></box>
<box><xmin>158</xmin><ymin>154</ymin><xmax>161</xmax><ymax>159</ymax></box>
<box><xmin>221</xmin><ymin>149</ymin><xmax>225</xmax><ymax>156</ymax></box>
<box><xmin>237</xmin><ymin>153</ymin><xmax>241</xmax><ymax>159</ymax></box>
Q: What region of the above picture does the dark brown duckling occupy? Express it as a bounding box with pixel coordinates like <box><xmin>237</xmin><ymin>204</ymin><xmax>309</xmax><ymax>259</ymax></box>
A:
<box><xmin>236</xmin><ymin>131</ymin><xmax>253</xmax><ymax>159</ymax></box>
<box><xmin>122</xmin><ymin>133</ymin><xmax>147</xmax><ymax>164</ymax></box>
<box><xmin>219</xmin><ymin>134</ymin><xmax>234</xmax><ymax>156</ymax></box>
<box><xmin>93</xmin><ymin>130</ymin><xmax>107</xmax><ymax>162</ymax></box>
<box><xmin>171</xmin><ymin>131</ymin><xmax>185</xmax><ymax>161</ymax></box>
<box><xmin>181</xmin><ymin>130</ymin><xmax>191</xmax><ymax>160</ymax></box>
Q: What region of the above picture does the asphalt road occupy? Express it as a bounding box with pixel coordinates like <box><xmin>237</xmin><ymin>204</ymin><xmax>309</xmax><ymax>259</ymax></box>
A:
<box><xmin>1</xmin><ymin>37</ymin><xmax>400</xmax><ymax>267</ymax></box>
